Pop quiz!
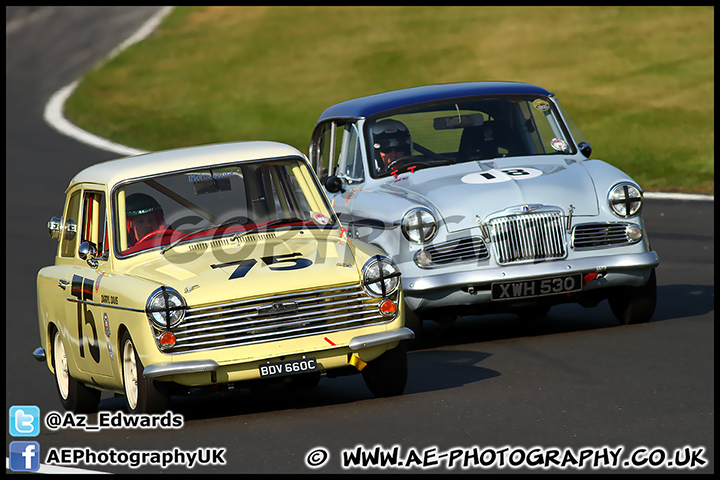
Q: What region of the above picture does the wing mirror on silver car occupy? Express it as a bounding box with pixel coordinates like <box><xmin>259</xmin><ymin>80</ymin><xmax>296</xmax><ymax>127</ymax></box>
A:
<box><xmin>579</xmin><ymin>142</ymin><xmax>592</xmax><ymax>159</ymax></box>
<box><xmin>325</xmin><ymin>175</ymin><xmax>345</xmax><ymax>194</ymax></box>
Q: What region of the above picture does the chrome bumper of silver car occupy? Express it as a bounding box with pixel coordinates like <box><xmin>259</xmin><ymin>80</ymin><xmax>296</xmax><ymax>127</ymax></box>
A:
<box><xmin>404</xmin><ymin>251</ymin><xmax>659</xmax><ymax>292</ymax></box>
<box><xmin>403</xmin><ymin>250</ymin><xmax>659</xmax><ymax>312</ymax></box>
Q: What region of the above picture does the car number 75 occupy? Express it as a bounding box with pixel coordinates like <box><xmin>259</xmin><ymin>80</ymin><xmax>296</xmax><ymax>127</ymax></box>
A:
<box><xmin>211</xmin><ymin>253</ymin><xmax>313</xmax><ymax>280</ymax></box>
<box><xmin>71</xmin><ymin>274</ymin><xmax>101</xmax><ymax>363</ymax></box>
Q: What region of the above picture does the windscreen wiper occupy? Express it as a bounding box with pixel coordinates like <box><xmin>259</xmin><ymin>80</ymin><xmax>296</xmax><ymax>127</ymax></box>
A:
<box><xmin>161</xmin><ymin>219</ymin><xmax>246</xmax><ymax>254</ymax></box>
<box><xmin>230</xmin><ymin>217</ymin><xmax>305</xmax><ymax>241</ymax></box>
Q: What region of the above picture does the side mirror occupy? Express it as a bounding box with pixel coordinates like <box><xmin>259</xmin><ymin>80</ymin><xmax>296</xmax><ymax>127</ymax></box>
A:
<box><xmin>325</xmin><ymin>175</ymin><xmax>344</xmax><ymax>194</ymax></box>
<box><xmin>578</xmin><ymin>142</ymin><xmax>592</xmax><ymax>159</ymax></box>
<box><xmin>78</xmin><ymin>241</ymin><xmax>99</xmax><ymax>268</ymax></box>
<box><xmin>48</xmin><ymin>217</ymin><xmax>62</xmax><ymax>239</ymax></box>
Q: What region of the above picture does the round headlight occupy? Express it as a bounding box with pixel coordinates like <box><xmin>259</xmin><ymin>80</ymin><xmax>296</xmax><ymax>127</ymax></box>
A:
<box><xmin>609</xmin><ymin>183</ymin><xmax>643</xmax><ymax>217</ymax></box>
<box><xmin>362</xmin><ymin>256</ymin><xmax>401</xmax><ymax>298</ymax></box>
<box><xmin>146</xmin><ymin>286</ymin><xmax>186</xmax><ymax>329</ymax></box>
<box><xmin>402</xmin><ymin>208</ymin><xmax>437</xmax><ymax>243</ymax></box>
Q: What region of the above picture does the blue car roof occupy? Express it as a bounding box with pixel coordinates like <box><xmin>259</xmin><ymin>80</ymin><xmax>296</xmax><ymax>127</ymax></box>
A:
<box><xmin>316</xmin><ymin>82</ymin><xmax>552</xmax><ymax>124</ymax></box>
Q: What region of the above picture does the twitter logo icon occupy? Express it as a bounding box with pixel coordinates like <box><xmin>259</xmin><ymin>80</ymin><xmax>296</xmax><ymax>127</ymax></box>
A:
<box><xmin>9</xmin><ymin>406</ymin><xmax>40</xmax><ymax>437</ymax></box>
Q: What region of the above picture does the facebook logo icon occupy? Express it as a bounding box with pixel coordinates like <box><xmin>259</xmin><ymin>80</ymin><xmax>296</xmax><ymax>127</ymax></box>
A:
<box><xmin>9</xmin><ymin>405</ymin><xmax>40</xmax><ymax>437</ymax></box>
<box><xmin>9</xmin><ymin>441</ymin><xmax>41</xmax><ymax>472</ymax></box>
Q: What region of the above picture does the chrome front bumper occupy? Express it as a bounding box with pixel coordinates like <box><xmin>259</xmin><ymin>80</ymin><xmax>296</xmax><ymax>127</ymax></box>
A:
<box><xmin>141</xmin><ymin>327</ymin><xmax>415</xmax><ymax>379</ymax></box>
<box><xmin>403</xmin><ymin>251</ymin><xmax>660</xmax><ymax>311</ymax></box>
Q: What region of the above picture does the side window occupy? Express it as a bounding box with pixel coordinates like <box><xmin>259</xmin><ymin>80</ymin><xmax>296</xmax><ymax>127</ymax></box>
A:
<box><xmin>60</xmin><ymin>191</ymin><xmax>81</xmax><ymax>258</ymax></box>
<box><xmin>556</xmin><ymin>100</ymin><xmax>589</xmax><ymax>147</ymax></box>
<box><xmin>340</xmin><ymin>123</ymin><xmax>364</xmax><ymax>182</ymax></box>
<box><xmin>310</xmin><ymin>121</ymin><xmax>342</xmax><ymax>181</ymax></box>
<box><xmin>81</xmin><ymin>191</ymin><xmax>108</xmax><ymax>259</ymax></box>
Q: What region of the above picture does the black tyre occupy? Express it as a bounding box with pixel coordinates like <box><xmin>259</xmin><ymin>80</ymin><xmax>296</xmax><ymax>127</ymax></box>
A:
<box><xmin>51</xmin><ymin>328</ymin><xmax>101</xmax><ymax>413</ymax></box>
<box><xmin>362</xmin><ymin>341</ymin><xmax>408</xmax><ymax>398</ymax></box>
<box><xmin>121</xmin><ymin>331</ymin><xmax>171</xmax><ymax>413</ymax></box>
<box><xmin>609</xmin><ymin>268</ymin><xmax>657</xmax><ymax>325</ymax></box>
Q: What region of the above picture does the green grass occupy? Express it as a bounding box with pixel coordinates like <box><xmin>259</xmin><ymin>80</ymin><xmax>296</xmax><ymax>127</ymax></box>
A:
<box><xmin>65</xmin><ymin>6</ymin><xmax>714</xmax><ymax>194</ymax></box>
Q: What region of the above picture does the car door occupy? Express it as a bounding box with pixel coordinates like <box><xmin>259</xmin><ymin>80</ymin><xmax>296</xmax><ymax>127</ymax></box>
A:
<box><xmin>311</xmin><ymin>120</ymin><xmax>364</xmax><ymax>229</ymax></box>
<box><xmin>58</xmin><ymin>187</ymin><xmax>114</xmax><ymax>379</ymax></box>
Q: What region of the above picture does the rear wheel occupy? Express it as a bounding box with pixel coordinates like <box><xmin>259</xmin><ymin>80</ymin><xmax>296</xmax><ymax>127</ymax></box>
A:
<box><xmin>609</xmin><ymin>268</ymin><xmax>657</xmax><ymax>325</ymax></box>
<box><xmin>51</xmin><ymin>328</ymin><xmax>100</xmax><ymax>413</ymax></box>
<box><xmin>121</xmin><ymin>331</ymin><xmax>170</xmax><ymax>413</ymax></box>
<box><xmin>362</xmin><ymin>341</ymin><xmax>408</xmax><ymax>397</ymax></box>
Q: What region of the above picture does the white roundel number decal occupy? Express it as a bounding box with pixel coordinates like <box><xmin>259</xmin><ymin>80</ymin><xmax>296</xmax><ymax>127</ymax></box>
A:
<box><xmin>461</xmin><ymin>167</ymin><xmax>542</xmax><ymax>184</ymax></box>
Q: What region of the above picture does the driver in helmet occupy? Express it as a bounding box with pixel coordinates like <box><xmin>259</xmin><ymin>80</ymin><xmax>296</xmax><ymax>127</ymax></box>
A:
<box><xmin>371</xmin><ymin>119</ymin><xmax>412</xmax><ymax>174</ymax></box>
<box><xmin>125</xmin><ymin>193</ymin><xmax>165</xmax><ymax>246</ymax></box>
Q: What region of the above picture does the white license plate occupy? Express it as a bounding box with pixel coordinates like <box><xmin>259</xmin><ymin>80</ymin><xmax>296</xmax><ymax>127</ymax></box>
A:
<box><xmin>491</xmin><ymin>273</ymin><xmax>582</xmax><ymax>301</ymax></box>
<box><xmin>259</xmin><ymin>358</ymin><xmax>318</xmax><ymax>378</ymax></box>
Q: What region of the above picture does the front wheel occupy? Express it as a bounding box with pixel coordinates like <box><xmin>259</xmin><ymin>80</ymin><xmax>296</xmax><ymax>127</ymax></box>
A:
<box><xmin>608</xmin><ymin>268</ymin><xmax>657</xmax><ymax>325</ymax></box>
<box><xmin>121</xmin><ymin>331</ymin><xmax>170</xmax><ymax>413</ymax></box>
<box><xmin>362</xmin><ymin>341</ymin><xmax>408</xmax><ymax>397</ymax></box>
<box><xmin>51</xmin><ymin>328</ymin><xmax>100</xmax><ymax>413</ymax></box>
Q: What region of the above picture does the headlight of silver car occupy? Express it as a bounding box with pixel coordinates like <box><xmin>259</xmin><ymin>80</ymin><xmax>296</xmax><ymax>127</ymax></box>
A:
<box><xmin>146</xmin><ymin>286</ymin><xmax>186</xmax><ymax>329</ymax></box>
<box><xmin>608</xmin><ymin>182</ymin><xmax>643</xmax><ymax>217</ymax></box>
<box><xmin>362</xmin><ymin>255</ymin><xmax>401</xmax><ymax>298</ymax></box>
<box><xmin>401</xmin><ymin>207</ymin><xmax>438</xmax><ymax>243</ymax></box>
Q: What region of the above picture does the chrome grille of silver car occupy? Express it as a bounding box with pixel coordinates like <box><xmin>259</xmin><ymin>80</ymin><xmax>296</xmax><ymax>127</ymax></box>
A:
<box><xmin>488</xmin><ymin>211</ymin><xmax>566</xmax><ymax>264</ymax></box>
<box><xmin>170</xmin><ymin>284</ymin><xmax>388</xmax><ymax>354</ymax></box>
<box><xmin>573</xmin><ymin>223</ymin><xmax>633</xmax><ymax>248</ymax></box>
<box><xmin>424</xmin><ymin>237</ymin><xmax>489</xmax><ymax>266</ymax></box>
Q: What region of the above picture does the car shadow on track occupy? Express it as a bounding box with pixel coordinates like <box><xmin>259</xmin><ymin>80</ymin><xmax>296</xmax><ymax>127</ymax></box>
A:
<box><xmin>92</xmin><ymin>284</ymin><xmax>711</xmax><ymax>419</ymax></box>
<box><xmin>410</xmin><ymin>282</ymin><xmax>713</xmax><ymax>350</ymax></box>
<box><xmin>95</xmin><ymin>350</ymin><xmax>499</xmax><ymax>420</ymax></box>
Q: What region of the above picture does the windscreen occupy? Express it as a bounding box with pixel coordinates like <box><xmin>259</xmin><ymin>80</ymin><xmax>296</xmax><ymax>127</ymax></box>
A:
<box><xmin>366</xmin><ymin>96</ymin><xmax>576</xmax><ymax>178</ymax></box>
<box><xmin>114</xmin><ymin>158</ymin><xmax>336</xmax><ymax>256</ymax></box>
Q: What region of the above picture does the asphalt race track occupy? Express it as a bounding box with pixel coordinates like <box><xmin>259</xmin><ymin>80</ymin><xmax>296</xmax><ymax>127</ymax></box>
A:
<box><xmin>6</xmin><ymin>7</ymin><xmax>714</xmax><ymax>474</ymax></box>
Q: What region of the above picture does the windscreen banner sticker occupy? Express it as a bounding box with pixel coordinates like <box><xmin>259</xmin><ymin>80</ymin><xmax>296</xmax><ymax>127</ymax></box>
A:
<box><xmin>188</xmin><ymin>171</ymin><xmax>233</xmax><ymax>194</ymax></box>
<box><xmin>461</xmin><ymin>167</ymin><xmax>542</xmax><ymax>184</ymax></box>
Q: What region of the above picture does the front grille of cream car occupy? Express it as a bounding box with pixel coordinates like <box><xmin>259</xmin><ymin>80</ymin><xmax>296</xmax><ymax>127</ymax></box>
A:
<box><xmin>488</xmin><ymin>211</ymin><xmax>566</xmax><ymax>264</ymax></box>
<box><xmin>424</xmin><ymin>237</ymin><xmax>489</xmax><ymax>266</ymax></box>
<box><xmin>572</xmin><ymin>223</ymin><xmax>634</xmax><ymax>248</ymax></box>
<box><xmin>169</xmin><ymin>284</ymin><xmax>388</xmax><ymax>354</ymax></box>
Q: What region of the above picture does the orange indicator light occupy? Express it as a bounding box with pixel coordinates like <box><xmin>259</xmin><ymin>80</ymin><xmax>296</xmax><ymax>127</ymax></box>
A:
<box><xmin>379</xmin><ymin>299</ymin><xmax>397</xmax><ymax>316</ymax></box>
<box><xmin>159</xmin><ymin>331</ymin><xmax>176</xmax><ymax>348</ymax></box>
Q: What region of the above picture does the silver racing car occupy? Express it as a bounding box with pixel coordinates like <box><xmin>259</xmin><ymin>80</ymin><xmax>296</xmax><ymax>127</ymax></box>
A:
<box><xmin>309</xmin><ymin>82</ymin><xmax>659</xmax><ymax>332</ymax></box>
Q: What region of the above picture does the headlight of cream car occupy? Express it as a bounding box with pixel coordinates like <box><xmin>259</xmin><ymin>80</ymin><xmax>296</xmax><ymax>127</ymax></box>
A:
<box><xmin>362</xmin><ymin>256</ymin><xmax>401</xmax><ymax>297</ymax></box>
<box><xmin>146</xmin><ymin>286</ymin><xmax>186</xmax><ymax>329</ymax></box>
<box><xmin>609</xmin><ymin>182</ymin><xmax>643</xmax><ymax>217</ymax></box>
<box><xmin>402</xmin><ymin>207</ymin><xmax>438</xmax><ymax>243</ymax></box>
